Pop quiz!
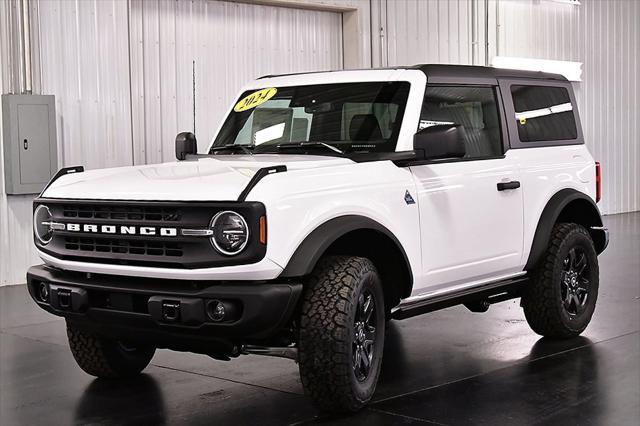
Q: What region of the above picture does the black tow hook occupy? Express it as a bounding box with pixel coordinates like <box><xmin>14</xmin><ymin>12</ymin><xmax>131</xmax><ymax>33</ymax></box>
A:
<box><xmin>161</xmin><ymin>301</ymin><xmax>181</xmax><ymax>322</ymax></box>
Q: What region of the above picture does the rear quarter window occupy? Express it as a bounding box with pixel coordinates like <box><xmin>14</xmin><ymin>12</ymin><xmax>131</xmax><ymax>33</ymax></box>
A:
<box><xmin>511</xmin><ymin>85</ymin><xmax>578</xmax><ymax>142</ymax></box>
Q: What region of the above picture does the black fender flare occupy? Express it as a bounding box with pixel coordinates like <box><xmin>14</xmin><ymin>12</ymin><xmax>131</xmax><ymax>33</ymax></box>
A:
<box><xmin>280</xmin><ymin>215</ymin><xmax>413</xmax><ymax>290</ymax></box>
<box><xmin>525</xmin><ymin>188</ymin><xmax>605</xmax><ymax>270</ymax></box>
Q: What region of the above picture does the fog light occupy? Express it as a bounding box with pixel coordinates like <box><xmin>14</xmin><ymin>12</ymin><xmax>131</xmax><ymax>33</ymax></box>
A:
<box><xmin>38</xmin><ymin>282</ymin><xmax>49</xmax><ymax>302</ymax></box>
<box><xmin>207</xmin><ymin>300</ymin><xmax>225</xmax><ymax>322</ymax></box>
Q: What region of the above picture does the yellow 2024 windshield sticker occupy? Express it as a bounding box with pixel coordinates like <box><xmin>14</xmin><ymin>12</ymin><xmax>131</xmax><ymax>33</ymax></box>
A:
<box><xmin>234</xmin><ymin>88</ymin><xmax>277</xmax><ymax>112</ymax></box>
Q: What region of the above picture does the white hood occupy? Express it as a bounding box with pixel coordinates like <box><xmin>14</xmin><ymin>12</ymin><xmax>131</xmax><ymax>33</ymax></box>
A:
<box><xmin>43</xmin><ymin>155</ymin><xmax>353</xmax><ymax>201</ymax></box>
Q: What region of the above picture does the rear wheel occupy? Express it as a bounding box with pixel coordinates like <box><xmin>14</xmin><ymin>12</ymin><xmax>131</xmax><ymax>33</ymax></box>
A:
<box><xmin>522</xmin><ymin>223</ymin><xmax>599</xmax><ymax>339</ymax></box>
<box><xmin>67</xmin><ymin>322</ymin><xmax>155</xmax><ymax>378</ymax></box>
<box><xmin>298</xmin><ymin>256</ymin><xmax>385</xmax><ymax>413</ymax></box>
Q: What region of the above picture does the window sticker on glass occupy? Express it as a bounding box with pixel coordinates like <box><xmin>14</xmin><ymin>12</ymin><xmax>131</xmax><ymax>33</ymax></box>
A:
<box><xmin>254</xmin><ymin>123</ymin><xmax>286</xmax><ymax>145</ymax></box>
<box><xmin>514</xmin><ymin>102</ymin><xmax>573</xmax><ymax>122</ymax></box>
<box><xmin>234</xmin><ymin>88</ymin><xmax>278</xmax><ymax>112</ymax></box>
<box><xmin>418</xmin><ymin>120</ymin><xmax>454</xmax><ymax>131</ymax></box>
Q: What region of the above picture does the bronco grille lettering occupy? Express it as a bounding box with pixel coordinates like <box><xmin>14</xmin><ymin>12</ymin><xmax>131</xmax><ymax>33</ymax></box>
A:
<box><xmin>63</xmin><ymin>223</ymin><xmax>178</xmax><ymax>237</ymax></box>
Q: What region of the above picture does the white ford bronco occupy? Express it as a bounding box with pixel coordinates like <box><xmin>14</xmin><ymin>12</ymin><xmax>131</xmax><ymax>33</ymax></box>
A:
<box><xmin>28</xmin><ymin>65</ymin><xmax>608</xmax><ymax>412</ymax></box>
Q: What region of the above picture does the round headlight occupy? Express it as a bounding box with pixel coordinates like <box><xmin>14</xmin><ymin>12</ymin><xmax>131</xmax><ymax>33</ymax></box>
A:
<box><xmin>210</xmin><ymin>211</ymin><xmax>249</xmax><ymax>255</ymax></box>
<box><xmin>34</xmin><ymin>205</ymin><xmax>53</xmax><ymax>245</ymax></box>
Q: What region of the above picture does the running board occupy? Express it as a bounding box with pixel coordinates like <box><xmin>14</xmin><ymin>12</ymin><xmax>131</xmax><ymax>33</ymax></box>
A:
<box><xmin>391</xmin><ymin>275</ymin><xmax>529</xmax><ymax>320</ymax></box>
<box><xmin>241</xmin><ymin>344</ymin><xmax>298</xmax><ymax>361</ymax></box>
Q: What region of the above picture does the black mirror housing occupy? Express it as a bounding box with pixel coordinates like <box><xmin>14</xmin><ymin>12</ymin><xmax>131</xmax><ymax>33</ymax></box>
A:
<box><xmin>175</xmin><ymin>132</ymin><xmax>198</xmax><ymax>160</ymax></box>
<box><xmin>413</xmin><ymin>124</ymin><xmax>466</xmax><ymax>161</ymax></box>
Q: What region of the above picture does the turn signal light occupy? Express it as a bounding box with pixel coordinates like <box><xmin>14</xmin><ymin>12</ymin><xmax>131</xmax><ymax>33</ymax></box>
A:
<box><xmin>259</xmin><ymin>216</ymin><xmax>267</xmax><ymax>245</ymax></box>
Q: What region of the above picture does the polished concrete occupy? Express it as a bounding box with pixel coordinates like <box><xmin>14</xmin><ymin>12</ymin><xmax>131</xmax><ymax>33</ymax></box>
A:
<box><xmin>1</xmin><ymin>212</ymin><xmax>638</xmax><ymax>425</ymax></box>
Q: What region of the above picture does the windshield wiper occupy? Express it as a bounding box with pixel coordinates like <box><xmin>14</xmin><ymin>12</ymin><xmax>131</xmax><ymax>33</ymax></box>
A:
<box><xmin>209</xmin><ymin>144</ymin><xmax>254</xmax><ymax>155</ymax></box>
<box><xmin>277</xmin><ymin>142</ymin><xmax>344</xmax><ymax>155</ymax></box>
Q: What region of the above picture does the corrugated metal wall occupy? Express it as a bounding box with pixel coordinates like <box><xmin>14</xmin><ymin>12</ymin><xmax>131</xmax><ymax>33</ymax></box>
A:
<box><xmin>497</xmin><ymin>0</ymin><xmax>639</xmax><ymax>215</ymax></box>
<box><xmin>1</xmin><ymin>0</ymin><xmax>637</xmax><ymax>285</ymax></box>
<box><xmin>38</xmin><ymin>0</ymin><xmax>134</xmax><ymax>170</ymax></box>
<box><xmin>0</xmin><ymin>0</ymin><xmax>343</xmax><ymax>286</ymax></box>
<box><xmin>384</xmin><ymin>0</ymin><xmax>476</xmax><ymax>66</ymax></box>
<box><xmin>129</xmin><ymin>0</ymin><xmax>343</xmax><ymax>164</ymax></box>
<box><xmin>0</xmin><ymin>0</ymin><xmax>41</xmax><ymax>286</ymax></box>
<box><xmin>380</xmin><ymin>0</ymin><xmax>640</xmax><ymax>215</ymax></box>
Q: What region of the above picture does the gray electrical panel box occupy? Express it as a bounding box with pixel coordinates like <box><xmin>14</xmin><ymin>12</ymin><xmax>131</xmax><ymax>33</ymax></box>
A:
<box><xmin>2</xmin><ymin>94</ymin><xmax>58</xmax><ymax>194</ymax></box>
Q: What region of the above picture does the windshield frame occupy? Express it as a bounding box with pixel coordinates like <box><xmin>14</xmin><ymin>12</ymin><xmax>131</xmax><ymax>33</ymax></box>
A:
<box><xmin>206</xmin><ymin>70</ymin><xmax>427</xmax><ymax>157</ymax></box>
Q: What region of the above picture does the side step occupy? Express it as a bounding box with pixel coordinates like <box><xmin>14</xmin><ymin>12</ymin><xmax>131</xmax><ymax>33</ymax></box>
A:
<box><xmin>391</xmin><ymin>275</ymin><xmax>529</xmax><ymax>320</ymax></box>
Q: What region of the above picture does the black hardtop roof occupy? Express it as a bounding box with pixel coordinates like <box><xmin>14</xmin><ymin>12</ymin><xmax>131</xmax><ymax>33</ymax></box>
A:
<box><xmin>414</xmin><ymin>64</ymin><xmax>567</xmax><ymax>81</ymax></box>
<box><xmin>259</xmin><ymin>64</ymin><xmax>567</xmax><ymax>82</ymax></box>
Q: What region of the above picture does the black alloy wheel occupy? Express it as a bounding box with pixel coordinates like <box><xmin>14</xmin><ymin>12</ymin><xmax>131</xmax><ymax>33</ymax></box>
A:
<box><xmin>561</xmin><ymin>247</ymin><xmax>592</xmax><ymax>317</ymax></box>
<box><xmin>352</xmin><ymin>289</ymin><xmax>378</xmax><ymax>382</ymax></box>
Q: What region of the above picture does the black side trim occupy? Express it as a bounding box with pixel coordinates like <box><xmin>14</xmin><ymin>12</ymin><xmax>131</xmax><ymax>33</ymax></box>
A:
<box><xmin>396</xmin><ymin>154</ymin><xmax>506</xmax><ymax>167</ymax></box>
<box><xmin>391</xmin><ymin>275</ymin><xmax>528</xmax><ymax>320</ymax></box>
<box><xmin>280</xmin><ymin>215</ymin><xmax>413</xmax><ymax>288</ymax></box>
<box><xmin>346</xmin><ymin>150</ymin><xmax>416</xmax><ymax>164</ymax></box>
<box><xmin>237</xmin><ymin>165</ymin><xmax>287</xmax><ymax>202</ymax></box>
<box><xmin>525</xmin><ymin>189</ymin><xmax>604</xmax><ymax>270</ymax></box>
<box><xmin>41</xmin><ymin>166</ymin><xmax>84</xmax><ymax>195</ymax></box>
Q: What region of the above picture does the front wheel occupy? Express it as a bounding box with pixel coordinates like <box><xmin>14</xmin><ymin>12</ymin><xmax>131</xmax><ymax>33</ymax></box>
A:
<box><xmin>522</xmin><ymin>223</ymin><xmax>599</xmax><ymax>339</ymax></box>
<box><xmin>298</xmin><ymin>256</ymin><xmax>385</xmax><ymax>413</ymax></box>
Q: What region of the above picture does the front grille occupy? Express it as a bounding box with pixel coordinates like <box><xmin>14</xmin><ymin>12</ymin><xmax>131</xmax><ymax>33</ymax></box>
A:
<box><xmin>36</xmin><ymin>198</ymin><xmax>266</xmax><ymax>269</ymax></box>
<box><xmin>64</xmin><ymin>237</ymin><xmax>183</xmax><ymax>257</ymax></box>
<box><xmin>62</xmin><ymin>204</ymin><xmax>181</xmax><ymax>222</ymax></box>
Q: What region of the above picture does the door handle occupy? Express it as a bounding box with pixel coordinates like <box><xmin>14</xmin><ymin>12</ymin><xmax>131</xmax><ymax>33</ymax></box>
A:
<box><xmin>497</xmin><ymin>181</ymin><xmax>520</xmax><ymax>191</ymax></box>
<box><xmin>23</xmin><ymin>139</ymin><xmax>28</xmax><ymax>150</ymax></box>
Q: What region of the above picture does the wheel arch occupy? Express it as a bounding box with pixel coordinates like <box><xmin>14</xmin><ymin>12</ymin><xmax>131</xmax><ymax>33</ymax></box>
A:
<box><xmin>280</xmin><ymin>215</ymin><xmax>414</xmax><ymax>307</ymax></box>
<box><xmin>525</xmin><ymin>188</ymin><xmax>606</xmax><ymax>271</ymax></box>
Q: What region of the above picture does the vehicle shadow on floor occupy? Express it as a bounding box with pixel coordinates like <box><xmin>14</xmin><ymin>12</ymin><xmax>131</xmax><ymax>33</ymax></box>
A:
<box><xmin>74</xmin><ymin>374</ymin><xmax>166</xmax><ymax>425</ymax></box>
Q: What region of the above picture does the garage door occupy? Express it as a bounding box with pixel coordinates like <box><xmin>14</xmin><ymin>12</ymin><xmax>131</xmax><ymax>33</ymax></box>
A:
<box><xmin>129</xmin><ymin>0</ymin><xmax>344</xmax><ymax>164</ymax></box>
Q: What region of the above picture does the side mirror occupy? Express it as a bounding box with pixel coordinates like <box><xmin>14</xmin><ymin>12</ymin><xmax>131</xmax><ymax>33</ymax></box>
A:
<box><xmin>413</xmin><ymin>124</ymin><xmax>465</xmax><ymax>161</ymax></box>
<box><xmin>175</xmin><ymin>132</ymin><xmax>197</xmax><ymax>160</ymax></box>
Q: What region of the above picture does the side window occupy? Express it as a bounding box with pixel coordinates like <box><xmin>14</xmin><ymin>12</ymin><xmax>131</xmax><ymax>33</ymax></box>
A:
<box><xmin>511</xmin><ymin>85</ymin><xmax>577</xmax><ymax>142</ymax></box>
<box><xmin>419</xmin><ymin>86</ymin><xmax>503</xmax><ymax>159</ymax></box>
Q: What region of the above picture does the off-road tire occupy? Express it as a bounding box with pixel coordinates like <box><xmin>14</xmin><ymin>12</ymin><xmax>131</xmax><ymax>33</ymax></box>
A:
<box><xmin>298</xmin><ymin>256</ymin><xmax>385</xmax><ymax>413</ymax></box>
<box><xmin>522</xmin><ymin>223</ymin><xmax>599</xmax><ymax>339</ymax></box>
<box><xmin>67</xmin><ymin>322</ymin><xmax>155</xmax><ymax>378</ymax></box>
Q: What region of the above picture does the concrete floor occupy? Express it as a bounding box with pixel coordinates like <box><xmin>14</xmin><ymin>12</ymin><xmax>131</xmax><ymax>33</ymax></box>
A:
<box><xmin>1</xmin><ymin>212</ymin><xmax>638</xmax><ymax>425</ymax></box>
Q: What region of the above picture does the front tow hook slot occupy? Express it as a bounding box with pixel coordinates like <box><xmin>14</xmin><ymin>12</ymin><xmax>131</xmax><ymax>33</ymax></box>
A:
<box><xmin>48</xmin><ymin>285</ymin><xmax>88</xmax><ymax>312</ymax></box>
<box><xmin>162</xmin><ymin>301</ymin><xmax>181</xmax><ymax>322</ymax></box>
<box><xmin>58</xmin><ymin>289</ymin><xmax>72</xmax><ymax>309</ymax></box>
<box><xmin>148</xmin><ymin>296</ymin><xmax>205</xmax><ymax>325</ymax></box>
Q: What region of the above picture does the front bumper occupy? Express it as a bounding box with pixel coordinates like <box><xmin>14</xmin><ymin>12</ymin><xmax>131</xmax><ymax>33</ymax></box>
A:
<box><xmin>27</xmin><ymin>265</ymin><xmax>302</xmax><ymax>355</ymax></box>
<box><xmin>37</xmin><ymin>249</ymin><xmax>284</xmax><ymax>281</ymax></box>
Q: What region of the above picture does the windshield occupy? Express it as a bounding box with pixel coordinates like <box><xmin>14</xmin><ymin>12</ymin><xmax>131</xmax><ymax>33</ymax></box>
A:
<box><xmin>210</xmin><ymin>82</ymin><xmax>410</xmax><ymax>155</ymax></box>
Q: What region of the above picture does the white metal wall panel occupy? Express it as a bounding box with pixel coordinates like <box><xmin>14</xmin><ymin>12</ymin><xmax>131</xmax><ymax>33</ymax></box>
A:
<box><xmin>380</xmin><ymin>0</ymin><xmax>639</xmax><ymax>215</ymax></box>
<box><xmin>385</xmin><ymin>0</ymin><xmax>475</xmax><ymax>66</ymax></box>
<box><xmin>0</xmin><ymin>0</ymin><xmax>42</xmax><ymax>286</ymax></box>
<box><xmin>0</xmin><ymin>0</ymin><xmax>134</xmax><ymax>286</ymax></box>
<box><xmin>497</xmin><ymin>0</ymin><xmax>640</xmax><ymax>215</ymax></box>
<box><xmin>129</xmin><ymin>0</ymin><xmax>343</xmax><ymax>164</ymax></box>
<box><xmin>37</xmin><ymin>0</ymin><xmax>134</xmax><ymax>170</ymax></box>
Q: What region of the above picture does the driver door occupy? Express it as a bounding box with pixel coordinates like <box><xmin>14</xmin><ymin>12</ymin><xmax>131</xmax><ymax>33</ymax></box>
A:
<box><xmin>411</xmin><ymin>85</ymin><xmax>524</xmax><ymax>294</ymax></box>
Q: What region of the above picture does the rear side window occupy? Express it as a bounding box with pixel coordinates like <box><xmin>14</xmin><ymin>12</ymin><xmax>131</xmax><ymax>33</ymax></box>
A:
<box><xmin>511</xmin><ymin>85</ymin><xmax>577</xmax><ymax>142</ymax></box>
<box><xmin>419</xmin><ymin>86</ymin><xmax>503</xmax><ymax>159</ymax></box>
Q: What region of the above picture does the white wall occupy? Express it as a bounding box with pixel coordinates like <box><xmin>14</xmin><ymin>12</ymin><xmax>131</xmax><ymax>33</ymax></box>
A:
<box><xmin>377</xmin><ymin>0</ymin><xmax>640</xmax><ymax>215</ymax></box>
<box><xmin>38</xmin><ymin>0</ymin><xmax>134</xmax><ymax>170</ymax></box>
<box><xmin>0</xmin><ymin>0</ymin><xmax>344</xmax><ymax>286</ymax></box>
<box><xmin>1</xmin><ymin>0</ymin><xmax>638</xmax><ymax>285</ymax></box>
<box><xmin>0</xmin><ymin>0</ymin><xmax>42</xmax><ymax>286</ymax></box>
<box><xmin>497</xmin><ymin>0</ymin><xmax>640</xmax><ymax>215</ymax></box>
<box><xmin>128</xmin><ymin>0</ymin><xmax>343</xmax><ymax>164</ymax></box>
